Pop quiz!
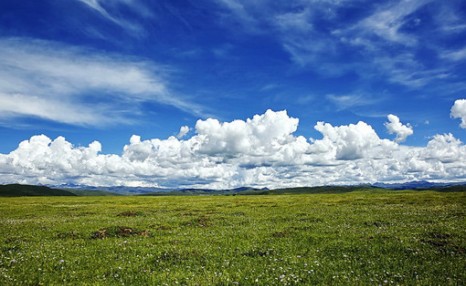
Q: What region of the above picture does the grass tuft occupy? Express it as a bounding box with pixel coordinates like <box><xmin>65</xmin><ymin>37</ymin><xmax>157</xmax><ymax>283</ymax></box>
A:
<box><xmin>117</xmin><ymin>211</ymin><xmax>145</xmax><ymax>217</ymax></box>
<box><xmin>91</xmin><ymin>226</ymin><xmax>150</xmax><ymax>239</ymax></box>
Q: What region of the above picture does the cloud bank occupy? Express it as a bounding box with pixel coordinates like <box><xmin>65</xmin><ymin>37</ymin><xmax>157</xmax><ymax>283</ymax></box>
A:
<box><xmin>1</xmin><ymin>108</ymin><xmax>465</xmax><ymax>189</ymax></box>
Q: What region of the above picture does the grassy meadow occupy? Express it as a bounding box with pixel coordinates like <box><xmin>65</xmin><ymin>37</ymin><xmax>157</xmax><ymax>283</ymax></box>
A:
<box><xmin>0</xmin><ymin>191</ymin><xmax>465</xmax><ymax>285</ymax></box>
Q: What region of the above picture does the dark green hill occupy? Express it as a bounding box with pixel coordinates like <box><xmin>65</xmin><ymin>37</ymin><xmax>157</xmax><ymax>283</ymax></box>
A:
<box><xmin>65</xmin><ymin>189</ymin><xmax>121</xmax><ymax>196</ymax></box>
<box><xmin>0</xmin><ymin>184</ymin><xmax>77</xmax><ymax>197</ymax></box>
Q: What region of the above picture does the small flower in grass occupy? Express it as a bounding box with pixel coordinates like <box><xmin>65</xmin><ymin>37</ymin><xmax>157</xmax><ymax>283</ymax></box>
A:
<box><xmin>59</xmin><ymin>259</ymin><xmax>65</xmax><ymax>264</ymax></box>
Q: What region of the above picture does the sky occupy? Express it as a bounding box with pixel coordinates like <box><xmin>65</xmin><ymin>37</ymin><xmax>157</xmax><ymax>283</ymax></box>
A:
<box><xmin>0</xmin><ymin>0</ymin><xmax>465</xmax><ymax>189</ymax></box>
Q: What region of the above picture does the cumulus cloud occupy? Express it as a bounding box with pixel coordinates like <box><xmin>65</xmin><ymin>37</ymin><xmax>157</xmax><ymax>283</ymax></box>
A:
<box><xmin>385</xmin><ymin>114</ymin><xmax>413</xmax><ymax>142</ymax></box>
<box><xmin>0</xmin><ymin>38</ymin><xmax>204</xmax><ymax>126</ymax></box>
<box><xmin>451</xmin><ymin>99</ymin><xmax>466</xmax><ymax>128</ymax></box>
<box><xmin>177</xmin><ymin>126</ymin><xmax>190</xmax><ymax>139</ymax></box>
<box><xmin>312</xmin><ymin>121</ymin><xmax>396</xmax><ymax>160</ymax></box>
<box><xmin>0</xmin><ymin>110</ymin><xmax>465</xmax><ymax>188</ymax></box>
<box><xmin>195</xmin><ymin>110</ymin><xmax>300</xmax><ymax>156</ymax></box>
<box><xmin>422</xmin><ymin>133</ymin><xmax>466</xmax><ymax>163</ymax></box>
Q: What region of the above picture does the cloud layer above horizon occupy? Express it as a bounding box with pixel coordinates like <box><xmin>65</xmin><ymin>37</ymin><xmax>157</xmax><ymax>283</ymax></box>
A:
<box><xmin>1</xmin><ymin>104</ymin><xmax>465</xmax><ymax>189</ymax></box>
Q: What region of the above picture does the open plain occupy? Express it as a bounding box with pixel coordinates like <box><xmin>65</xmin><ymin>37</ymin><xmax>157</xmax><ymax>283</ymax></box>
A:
<box><xmin>0</xmin><ymin>190</ymin><xmax>465</xmax><ymax>285</ymax></box>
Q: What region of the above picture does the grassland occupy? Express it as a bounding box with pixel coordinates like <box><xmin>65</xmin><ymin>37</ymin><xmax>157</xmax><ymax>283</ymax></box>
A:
<box><xmin>0</xmin><ymin>190</ymin><xmax>465</xmax><ymax>285</ymax></box>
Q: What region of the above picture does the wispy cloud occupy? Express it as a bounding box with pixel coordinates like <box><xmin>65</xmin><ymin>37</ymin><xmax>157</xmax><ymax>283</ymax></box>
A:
<box><xmin>0</xmin><ymin>93</ymin><xmax>115</xmax><ymax>126</ymax></box>
<box><xmin>326</xmin><ymin>94</ymin><xmax>381</xmax><ymax>111</ymax></box>
<box><xmin>434</xmin><ymin>2</ymin><xmax>466</xmax><ymax>34</ymax></box>
<box><xmin>441</xmin><ymin>24</ymin><xmax>466</xmax><ymax>33</ymax></box>
<box><xmin>354</xmin><ymin>0</ymin><xmax>432</xmax><ymax>46</ymax></box>
<box><xmin>213</xmin><ymin>0</ymin><xmax>260</xmax><ymax>33</ymax></box>
<box><xmin>335</xmin><ymin>1</ymin><xmax>460</xmax><ymax>89</ymax></box>
<box><xmin>372</xmin><ymin>53</ymin><xmax>450</xmax><ymax>88</ymax></box>
<box><xmin>274</xmin><ymin>8</ymin><xmax>312</xmax><ymax>33</ymax></box>
<box><xmin>334</xmin><ymin>0</ymin><xmax>456</xmax><ymax>88</ymax></box>
<box><xmin>78</xmin><ymin>0</ymin><xmax>118</xmax><ymax>23</ymax></box>
<box><xmin>0</xmin><ymin>38</ymin><xmax>205</xmax><ymax>126</ymax></box>
<box><xmin>211</xmin><ymin>0</ymin><xmax>463</xmax><ymax>91</ymax></box>
<box><xmin>76</xmin><ymin>0</ymin><xmax>151</xmax><ymax>35</ymax></box>
<box><xmin>441</xmin><ymin>47</ymin><xmax>466</xmax><ymax>62</ymax></box>
<box><xmin>219</xmin><ymin>1</ymin><xmax>337</xmax><ymax>67</ymax></box>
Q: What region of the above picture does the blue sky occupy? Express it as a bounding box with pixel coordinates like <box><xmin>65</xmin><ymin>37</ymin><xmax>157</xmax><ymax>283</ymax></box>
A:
<box><xmin>0</xmin><ymin>0</ymin><xmax>465</xmax><ymax>188</ymax></box>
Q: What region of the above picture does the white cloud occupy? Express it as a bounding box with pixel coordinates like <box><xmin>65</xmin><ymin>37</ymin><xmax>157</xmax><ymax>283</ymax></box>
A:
<box><xmin>1</xmin><ymin>110</ymin><xmax>465</xmax><ymax>188</ymax></box>
<box><xmin>78</xmin><ymin>0</ymin><xmax>118</xmax><ymax>23</ymax></box>
<box><xmin>214</xmin><ymin>0</ymin><xmax>260</xmax><ymax>32</ymax></box>
<box><xmin>274</xmin><ymin>9</ymin><xmax>312</xmax><ymax>33</ymax></box>
<box><xmin>0</xmin><ymin>93</ymin><xmax>108</xmax><ymax>126</ymax></box>
<box><xmin>76</xmin><ymin>0</ymin><xmax>151</xmax><ymax>35</ymax></box>
<box><xmin>195</xmin><ymin>109</ymin><xmax>300</xmax><ymax>156</ymax></box>
<box><xmin>385</xmin><ymin>114</ymin><xmax>413</xmax><ymax>143</ymax></box>
<box><xmin>441</xmin><ymin>47</ymin><xmax>466</xmax><ymax>62</ymax></box>
<box><xmin>312</xmin><ymin>121</ymin><xmax>396</xmax><ymax>160</ymax></box>
<box><xmin>422</xmin><ymin>133</ymin><xmax>466</xmax><ymax>163</ymax></box>
<box><xmin>335</xmin><ymin>1</ymin><xmax>460</xmax><ymax>89</ymax></box>
<box><xmin>210</xmin><ymin>0</ymin><xmax>454</xmax><ymax>88</ymax></box>
<box><xmin>0</xmin><ymin>38</ymin><xmax>204</xmax><ymax>126</ymax></box>
<box><xmin>211</xmin><ymin>0</ymin><xmax>337</xmax><ymax>67</ymax></box>
<box><xmin>451</xmin><ymin>99</ymin><xmax>466</xmax><ymax>128</ymax></box>
<box><xmin>356</xmin><ymin>0</ymin><xmax>432</xmax><ymax>46</ymax></box>
<box><xmin>326</xmin><ymin>94</ymin><xmax>380</xmax><ymax>110</ymax></box>
<box><xmin>371</xmin><ymin>53</ymin><xmax>450</xmax><ymax>88</ymax></box>
<box><xmin>177</xmin><ymin>126</ymin><xmax>190</xmax><ymax>139</ymax></box>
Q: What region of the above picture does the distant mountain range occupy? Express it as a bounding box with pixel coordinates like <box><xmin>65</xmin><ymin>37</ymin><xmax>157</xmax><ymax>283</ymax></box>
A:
<box><xmin>372</xmin><ymin>180</ymin><xmax>466</xmax><ymax>190</ymax></box>
<box><xmin>58</xmin><ymin>181</ymin><xmax>466</xmax><ymax>195</ymax></box>
<box><xmin>0</xmin><ymin>181</ymin><xmax>464</xmax><ymax>197</ymax></box>
<box><xmin>54</xmin><ymin>183</ymin><xmax>174</xmax><ymax>195</ymax></box>
<box><xmin>0</xmin><ymin>184</ymin><xmax>76</xmax><ymax>197</ymax></box>
<box><xmin>55</xmin><ymin>184</ymin><xmax>268</xmax><ymax>196</ymax></box>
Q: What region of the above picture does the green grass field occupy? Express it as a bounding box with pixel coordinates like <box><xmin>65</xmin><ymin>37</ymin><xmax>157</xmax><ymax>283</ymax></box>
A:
<box><xmin>0</xmin><ymin>191</ymin><xmax>465</xmax><ymax>285</ymax></box>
